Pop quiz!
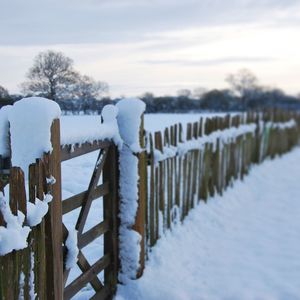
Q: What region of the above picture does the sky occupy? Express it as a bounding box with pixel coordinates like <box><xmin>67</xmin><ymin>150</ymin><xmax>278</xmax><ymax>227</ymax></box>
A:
<box><xmin>1</xmin><ymin>0</ymin><xmax>300</xmax><ymax>98</ymax></box>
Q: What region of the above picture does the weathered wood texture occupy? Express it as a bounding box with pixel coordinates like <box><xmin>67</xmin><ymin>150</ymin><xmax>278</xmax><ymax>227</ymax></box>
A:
<box><xmin>132</xmin><ymin>115</ymin><xmax>147</xmax><ymax>278</ymax></box>
<box><xmin>0</xmin><ymin>150</ymin><xmax>52</xmax><ymax>299</ymax></box>
<box><xmin>45</xmin><ymin>119</ymin><xmax>64</xmax><ymax>300</ymax></box>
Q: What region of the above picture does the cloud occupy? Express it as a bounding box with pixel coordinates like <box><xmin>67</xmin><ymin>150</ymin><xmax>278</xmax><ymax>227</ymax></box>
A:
<box><xmin>1</xmin><ymin>0</ymin><xmax>300</xmax><ymax>45</ymax></box>
<box><xmin>142</xmin><ymin>56</ymin><xmax>278</xmax><ymax>67</ymax></box>
<box><xmin>1</xmin><ymin>0</ymin><xmax>300</xmax><ymax>96</ymax></box>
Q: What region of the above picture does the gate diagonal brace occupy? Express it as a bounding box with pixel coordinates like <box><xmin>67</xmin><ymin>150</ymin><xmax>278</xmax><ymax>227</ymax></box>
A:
<box><xmin>76</xmin><ymin>147</ymin><xmax>109</xmax><ymax>235</ymax></box>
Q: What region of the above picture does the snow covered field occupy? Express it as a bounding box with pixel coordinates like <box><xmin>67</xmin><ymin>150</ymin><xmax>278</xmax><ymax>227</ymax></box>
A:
<box><xmin>144</xmin><ymin>113</ymin><xmax>231</xmax><ymax>132</ymax></box>
<box><xmin>116</xmin><ymin>148</ymin><xmax>300</xmax><ymax>300</ymax></box>
<box><xmin>61</xmin><ymin>112</ymin><xmax>232</xmax><ymax>136</ymax></box>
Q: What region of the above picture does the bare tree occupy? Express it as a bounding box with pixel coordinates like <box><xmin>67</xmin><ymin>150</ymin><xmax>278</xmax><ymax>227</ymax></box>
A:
<box><xmin>22</xmin><ymin>50</ymin><xmax>78</xmax><ymax>100</ymax></box>
<box><xmin>141</xmin><ymin>92</ymin><xmax>154</xmax><ymax>101</ymax></box>
<box><xmin>193</xmin><ymin>87</ymin><xmax>207</xmax><ymax>99</ymax></box>
<box><xmin>66</xmin><ymin>75</ymin><xmax>109</xmax><ymax>101</ymax></box>
<box><xmin>226</xmin><ymin>69</ymin><xmax>259</xmax><ymax>98</ymax></box>
<box><xmin>177</xmin><ymin>89</ymin><xmax>192</xmax><ymax>98</ymax></box>
<box><xmin>226</xmin><ymin>69</ymin><xmax>263</xmax><ymax>109</ymax></box>
<box><xmin>0</xmin><ymin>85</ymin><xmax>9</xmax><ymax>99</ymax></box>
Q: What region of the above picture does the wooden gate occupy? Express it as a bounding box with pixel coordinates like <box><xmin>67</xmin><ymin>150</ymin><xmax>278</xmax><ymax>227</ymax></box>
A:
<box><xmin>61</xmin><ymin>139</ymin><xmax>120</xmax><ymax>299</ymax></box>
<box><xmin>0</xmin><ymin>119</ymin><xmax>120</xmax><ymax>300</ymax></box>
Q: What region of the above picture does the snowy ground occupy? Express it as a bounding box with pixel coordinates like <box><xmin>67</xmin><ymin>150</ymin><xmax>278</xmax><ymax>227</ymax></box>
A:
<box><xmin>143</xmin><ymin>113</ymin><xmax>231</xmax><ymax>132</ymax></box>
<box><xmin>61</xmin><ymin>112</ymin><xmax>232</xmax><ymax>135</ymax></box>
<box><xmin>116</xmin><ymin>148</ymin><xmax>300</xmax><ymax>300</ymax></box>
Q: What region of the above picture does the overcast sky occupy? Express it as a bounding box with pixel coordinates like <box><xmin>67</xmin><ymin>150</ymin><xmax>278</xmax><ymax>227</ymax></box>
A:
<box><xmin>1</xmin><ymin>0</ymin><xmax>300</xmax><ymax>97</ymax></box>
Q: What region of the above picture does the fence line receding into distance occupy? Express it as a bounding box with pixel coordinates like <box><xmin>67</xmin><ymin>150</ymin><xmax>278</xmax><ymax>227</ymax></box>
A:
<box><xmin>0</xmin><ymin>107</ymin><xmax>300</xmax><ymax>300</ymax></box>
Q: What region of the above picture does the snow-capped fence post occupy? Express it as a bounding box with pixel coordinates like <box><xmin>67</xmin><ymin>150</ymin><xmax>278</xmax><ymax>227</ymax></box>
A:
<box><xmin>44</xmin><ymin>118</ymin><xmax>64</xmax><ymax>299</ymax></box>
<box><xmin>116</xmin><ymin>98</ymin><xmax>146</xmax><ymax>282</ymax></box>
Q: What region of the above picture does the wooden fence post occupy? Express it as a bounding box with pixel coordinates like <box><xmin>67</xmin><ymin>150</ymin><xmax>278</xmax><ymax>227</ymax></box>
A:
<box><xmin>44</xmin><ymin>119</ymin><xmax>63</xmax><ymax>299</ymax></box>
<box><xmin>103</xmin><ymin>144</ymin><xmax>120</xmax><ymax>295</ymax></box>
<box><xmin>132</xmin><ymin>114</ymin><xmax>147</xmax><ymax>278</ymax></box>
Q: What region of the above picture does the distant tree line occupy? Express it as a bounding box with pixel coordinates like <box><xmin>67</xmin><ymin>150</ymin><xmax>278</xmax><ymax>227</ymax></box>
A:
<box><xmin>141</xmin><ymin>69</ymin><xmax>300</xmax><ymax>112</ymax></box>
<box><xmin>0</xmin><ymin>85</ymin><xmax>14</xmax><ymax>107</ymax></box>
<box><xmin>1</xmin><ymin>52</ymin><xmax>300</xmax><ymax>112</ymax></box>
<box><xmin>140</xmin><ymin>89</ymin><xmax>300</xmax><ymax>113</ymax></box>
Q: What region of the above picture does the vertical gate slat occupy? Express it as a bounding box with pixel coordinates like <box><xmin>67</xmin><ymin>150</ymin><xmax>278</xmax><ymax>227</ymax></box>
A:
<box><xmin>8</xmin><ymin>167</ymin><xmax>26</xmax><ymax>300</ymax></box>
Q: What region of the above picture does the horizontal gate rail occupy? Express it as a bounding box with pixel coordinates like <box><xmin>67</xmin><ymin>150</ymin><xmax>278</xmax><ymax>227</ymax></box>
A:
<box><xmin>78</xmin><ymin>219</ymin><xmax>110</xmax><ymax>250</ymax></box>
<box><xmin>61</xmin><ymin>140</ymin><xmax>112</xmax><ymax>162</ymax></box>
<box><xmin>62</xmin><ymin>182</ymin><xmax>109</xmax><ymax>214</ymax></box>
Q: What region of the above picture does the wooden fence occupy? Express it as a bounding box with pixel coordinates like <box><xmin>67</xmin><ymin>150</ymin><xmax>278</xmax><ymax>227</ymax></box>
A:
<box><xmin>142</xmin><ymin>110</ymin><xmax>300</xmax><ymax>258</ymax></box>
<box><xmin>0</xmin><ymin>108</ymin><xmax>300</xmax><ymax>299</ymax></box>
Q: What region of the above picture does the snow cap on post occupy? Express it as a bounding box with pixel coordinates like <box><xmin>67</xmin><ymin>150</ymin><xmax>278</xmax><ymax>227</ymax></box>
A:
<box><xmin>116</xmin><ymin>98</ymin><xmax>146</xmax><ymax>153</ymax></box>
<box><xmin>8</xmin><ymin>97</ymin><xmax>61</xmax><ymax>175</ymax></box>
<box><xmin>101</xmin><ymin>104</ymin><xmax>123</xmax><ymax>148</ymax></box>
